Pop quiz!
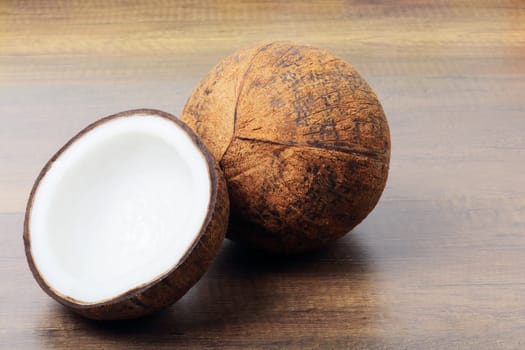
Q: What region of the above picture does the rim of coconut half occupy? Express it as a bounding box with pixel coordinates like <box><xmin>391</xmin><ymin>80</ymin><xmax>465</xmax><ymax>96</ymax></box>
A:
<box><xmin>23</xmin><ymin>109</ymin><xmax>226</xmax><ymax>314</ymax></box>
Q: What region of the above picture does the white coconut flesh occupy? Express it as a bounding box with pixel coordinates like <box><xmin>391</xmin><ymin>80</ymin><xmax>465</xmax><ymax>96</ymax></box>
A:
<box><xmin>28</xmin><ymin>115</ymin><xmax>211</xmax><ymax>304</ymax></box>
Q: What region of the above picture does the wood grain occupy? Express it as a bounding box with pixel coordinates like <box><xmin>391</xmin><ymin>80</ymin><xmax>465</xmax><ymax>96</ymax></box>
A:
<box><xmin>1</xmin><ymin>0</ymin><xmax>525</xmax><ymax>348</ymax></box>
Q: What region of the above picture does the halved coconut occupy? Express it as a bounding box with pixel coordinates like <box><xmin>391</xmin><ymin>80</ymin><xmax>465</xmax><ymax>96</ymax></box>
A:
<box><xmin>23</xmin><ymin>109</ymin><xmax>229</xmax><ymax>320</ymax></box>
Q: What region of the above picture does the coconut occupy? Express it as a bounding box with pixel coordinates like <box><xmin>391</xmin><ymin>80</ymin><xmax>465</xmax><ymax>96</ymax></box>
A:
<box><xmin>24</xmin><ymin>109</ymin><xmax>229</xmax><ymax>320</ymax></box>
<box><xmin>182</xmin><ymin>42</ymin><xmax>390</xmax><ymax>253</ymax></box>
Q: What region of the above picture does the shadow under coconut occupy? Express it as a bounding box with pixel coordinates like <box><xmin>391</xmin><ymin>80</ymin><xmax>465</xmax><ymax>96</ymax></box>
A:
<box><xmin>40</xmin><ymin>230</ymin><xmax>380</xmax><ymax>348</ymax></box>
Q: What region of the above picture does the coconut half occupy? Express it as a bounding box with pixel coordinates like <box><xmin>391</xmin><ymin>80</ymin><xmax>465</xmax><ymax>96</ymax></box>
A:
<box><xmin>24</xmin><ymin>109</ymin><xmax>229</xmax><ymax>320</ymax></box>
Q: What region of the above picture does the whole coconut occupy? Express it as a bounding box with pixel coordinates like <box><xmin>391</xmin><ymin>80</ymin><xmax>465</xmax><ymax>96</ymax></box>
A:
<box><xmin>182</xmin><ymin>42</ymin><xmax>390</xmax><ymax>253</ymax></box>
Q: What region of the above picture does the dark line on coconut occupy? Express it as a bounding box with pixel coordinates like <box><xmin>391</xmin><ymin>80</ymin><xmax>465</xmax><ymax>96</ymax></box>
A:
<box><xmin>220</xmin><ymin>42</ymin><xmax>275</xmax><ymax>164</ymax></box>
<box><xmin>235</xmin><ymin>136</ymin><xmax>386</xmax><ymax>161</ymax></box>
<box><xmin>232</xmin><ymin>43</ymin><xmax>296</xmax><ymax>135</ymax></box>
<box><xmin>272</xmin><ymin>44</ymin><xmax>297</xmax><ymax>68</ymax></box>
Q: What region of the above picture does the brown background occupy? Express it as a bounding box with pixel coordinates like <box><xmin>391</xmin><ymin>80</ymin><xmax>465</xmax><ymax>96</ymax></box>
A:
<box><xmin>1</xmin><ymin>0</ymin><xmax>525</xmax><ymax>348</ymax></box>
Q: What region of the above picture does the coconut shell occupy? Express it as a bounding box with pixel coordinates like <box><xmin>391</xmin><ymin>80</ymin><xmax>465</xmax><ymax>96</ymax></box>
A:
<box><xmin>182</xmin><ymin>42</ymin><xmax>390</xmax><ymax>253</ymax></box>
<box><xmin>23</xmin><ymin>109</ymin><xmax>229</xmax><ymax>320</ymax></box>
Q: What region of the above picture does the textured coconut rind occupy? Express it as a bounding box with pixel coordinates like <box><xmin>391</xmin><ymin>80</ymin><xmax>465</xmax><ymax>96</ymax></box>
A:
<box><xmin>23</xmin><ymin>109</ymin><xmax>229</xmax><ymax>320</ymax></box>
<box><xmin>235</xmin><ymin>43</ymin><xmax>390</xmax><ymax>157</ymax></box>
<box><xmin>223</xmin><ymin>140</ymin><xmax>388</xmax><ymax>253</ymax></box>
<box><xmin>182</xmin><ymin>44</ymin><xmax>263</xmax><ymax>161</ymax></box>
<box><xmin>182</xmin><ymin>42</ymin><xmax>390</xmax><ymax>253</ymax></box>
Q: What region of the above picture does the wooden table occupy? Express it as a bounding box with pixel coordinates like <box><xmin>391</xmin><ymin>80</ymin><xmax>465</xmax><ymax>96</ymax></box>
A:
<box><xmin>1</xmin><ymin>1</ymin><xmax>524</xmax><ymax>348</ymax></box>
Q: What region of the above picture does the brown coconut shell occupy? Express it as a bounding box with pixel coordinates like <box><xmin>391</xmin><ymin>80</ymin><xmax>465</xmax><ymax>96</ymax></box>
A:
<box><xmin>23</xmin><ymin>109</ymin><xmax>229</xmax><ymax>320</ymax></box>
<box><xmin>182</xmin><ymin>42</ymin><xmax>390</xmax><ymax>253</ymax></box>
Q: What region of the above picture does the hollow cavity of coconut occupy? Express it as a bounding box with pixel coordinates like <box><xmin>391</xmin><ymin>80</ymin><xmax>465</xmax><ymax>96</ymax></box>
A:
<box><xmin>24</xmin><ymin>109</ymin><xmax>229</xmax><ymax>320</ymax></box>
<box><xmin>182</xmin><ymin>42</ymin><xmax>390</xmax><ymax>253</ymax></box>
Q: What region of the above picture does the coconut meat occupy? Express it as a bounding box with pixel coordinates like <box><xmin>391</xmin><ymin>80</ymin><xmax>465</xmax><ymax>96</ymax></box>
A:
<box><xmin>28</xmin><ymin>115</ymin><xmax>211</xmax><ymax>304</ymax></box>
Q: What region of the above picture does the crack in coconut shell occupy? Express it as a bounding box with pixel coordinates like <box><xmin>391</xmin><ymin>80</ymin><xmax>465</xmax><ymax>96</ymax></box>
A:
<box><xmin>182</xmin><ymin>44</ymin><xmax>271</xmax><ymax>162</ymax></box>
<box><xmin>231</xmin><ymin>42</ymin><xmax>276</xmax><ymax>136</ymax></box>
<box><xmin>24</xmin><ymin>109</ymin><xmax>229</xmax><ymax>320</ymax></box>
<box><xmin>182</xmin><ymin>42</ymin><xmax>391</xmax><ymax>253</ymax></box>
<box><xmin>234</xmin><ymin>136</ymin><xmax>387</xmax><ymax>161</ymax></box>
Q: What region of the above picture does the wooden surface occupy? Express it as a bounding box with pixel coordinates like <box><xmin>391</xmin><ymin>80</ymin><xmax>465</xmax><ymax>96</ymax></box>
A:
<box><xmin>1</xmin><ymin>0</ymin><xmax>525</xmax><ymax>348</ymax></box>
